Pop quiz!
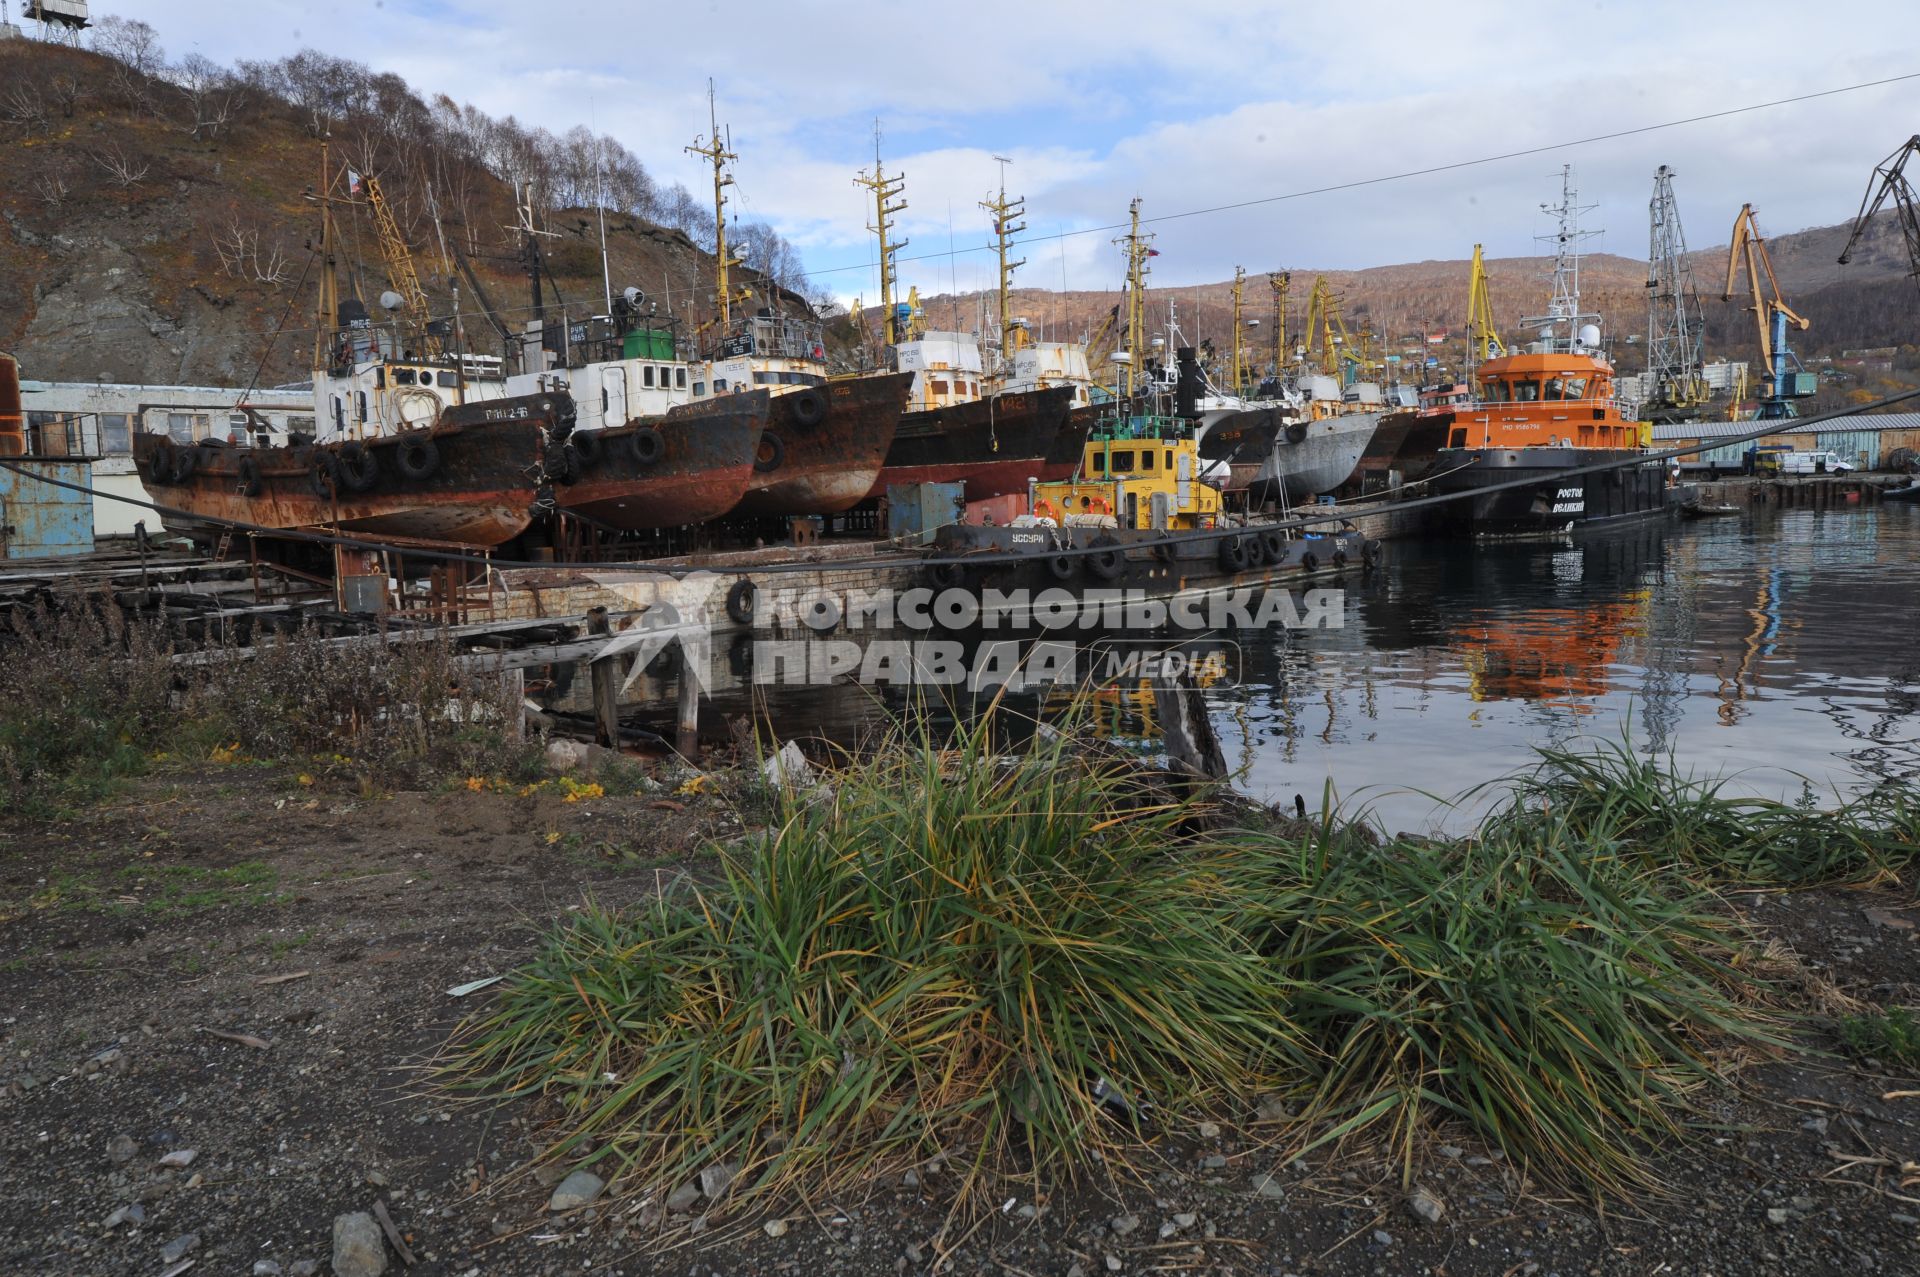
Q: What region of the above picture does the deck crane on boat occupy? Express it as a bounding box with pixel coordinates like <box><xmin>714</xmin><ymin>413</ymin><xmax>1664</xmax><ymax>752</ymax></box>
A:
<box><xmin>1303</xmin><ymin>276</ymin><xmax>1359</xmax><ymax>381</ymax></box>
<box><xmin>1723</xmin><ymin>203</ymin><xmax>1812</xmax><ymax>420</ymax></box>
<box><xmin>1838</xmin><ymin>134</ymin><xmax>1920</xmax><ymax>296</ymax></box>
<box><xmin>1465</xmin><ymin>244</ymin><xmax>1503</xmax><ymax>372</ymax></box>
<box><xmin>361</xmin><ymin>173</ymin><xmax>438</xmax><ymax>354</ymax></box>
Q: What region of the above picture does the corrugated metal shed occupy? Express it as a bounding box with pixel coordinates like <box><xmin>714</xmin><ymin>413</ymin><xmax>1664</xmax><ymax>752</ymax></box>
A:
<box><xmin>1</xmin><ymin>460</ymin><xmax>96</xmax><ymax>559</ymax></box>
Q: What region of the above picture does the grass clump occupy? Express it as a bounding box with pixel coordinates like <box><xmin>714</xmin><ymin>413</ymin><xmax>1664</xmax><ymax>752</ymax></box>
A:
<box><xmin>1839</xmin><ymin>1006</ymin><xmax>1920</xmax><ymax>1067</ymax></box>
<box><xmin>444</xmin><ymin>719</ymin><xmax>1791</xmax><ymax>1207</ymax></box>
<box><xmin>441</xmin><ymin>714</ymin><xmax>1304</xmax><ymax>1202</ymax></box>
<box><xmin>1248</xmin><ymin>813</ymin><xmax>1770</xmax><ymax>1192</ymax></box>
<box><xmin>1490</xmin><ymin>736</ymin><xmax>1919</xmax><ymax>885</ymax></box>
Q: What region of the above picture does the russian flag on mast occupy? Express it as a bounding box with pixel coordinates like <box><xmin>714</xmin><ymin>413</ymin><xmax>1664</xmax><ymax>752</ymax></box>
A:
<box><xmin>347</xmin><ymin>170</ymin><xmax>363</xmax><ymax>195</ymax></box>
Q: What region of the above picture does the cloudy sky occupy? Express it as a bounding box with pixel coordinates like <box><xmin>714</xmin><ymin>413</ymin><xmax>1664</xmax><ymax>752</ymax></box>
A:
<box><xmin>105</xmin><ymin>0</ymin><xmax>1920</xmax><ymax>302</ymax></box>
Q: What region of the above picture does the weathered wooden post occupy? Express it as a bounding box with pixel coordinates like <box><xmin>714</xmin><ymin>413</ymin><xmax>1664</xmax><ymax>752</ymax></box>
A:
<box><xmin>676</xmin><ymin>652</ymin><xmax>700</xmax><ymax>761</ymax></box>
<box><xmin>585</xmin><ymin>606</ymin><xmax>619</xmax><ymax>749</ymax></box>
<box><xmin>1152</xmin><ymin>671</ymin><xmax>1228</xmax><ymax>782</ymax></box>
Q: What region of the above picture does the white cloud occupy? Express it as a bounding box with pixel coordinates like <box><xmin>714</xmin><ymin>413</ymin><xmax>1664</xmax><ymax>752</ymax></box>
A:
<box><xmin>101</xmin><ymin>0</ymin><xmax>1920</xmax><ymax>299</ymax></box>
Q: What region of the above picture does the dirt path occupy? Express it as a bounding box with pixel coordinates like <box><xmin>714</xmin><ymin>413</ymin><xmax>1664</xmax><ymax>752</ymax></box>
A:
<box><xmin>2</xmin><ymin>764</ymin><xmax>1916</xmax><ymax>1276</ymax></box>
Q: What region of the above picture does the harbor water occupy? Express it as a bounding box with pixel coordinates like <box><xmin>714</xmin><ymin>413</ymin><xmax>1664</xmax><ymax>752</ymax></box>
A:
<box><xmin>600</xmin><ymin>505</ymin><xmax>1920</xmax><ymax>833</ymax></box>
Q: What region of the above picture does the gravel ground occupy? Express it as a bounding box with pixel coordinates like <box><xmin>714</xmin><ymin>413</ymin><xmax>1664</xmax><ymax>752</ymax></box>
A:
<box><xmin>2</xmin><ymin>762</ymin><xmax>1916</xmax><ymax>1277</ymax></box>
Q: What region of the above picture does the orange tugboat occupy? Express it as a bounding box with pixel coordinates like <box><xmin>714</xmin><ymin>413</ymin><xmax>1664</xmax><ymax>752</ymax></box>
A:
<box><xmin>1424</xmin><ymin>170</ymin><xmax>1678</xmax><ymax>536</ymax></box>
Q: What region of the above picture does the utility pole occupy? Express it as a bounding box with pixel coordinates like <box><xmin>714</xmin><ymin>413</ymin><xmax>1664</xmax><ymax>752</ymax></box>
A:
<box><xmin>979</xmin><ymin>154</ymin><xmax>1026</xmax><ymax>372</ymax></box>
<box><xmin>685</xmin><ymin>80</ymin><xmax>748</xmax><ymax>337</ymax></box>
<box><xmin>854</xmin><ymin>122</ymin><xmax>908</xmax><ymax>345</ymax></box>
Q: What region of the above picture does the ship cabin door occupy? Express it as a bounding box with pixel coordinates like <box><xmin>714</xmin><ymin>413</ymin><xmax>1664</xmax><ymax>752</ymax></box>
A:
<box><xmin>603</xmin><ymin>367</ymin><xmax>628</xmax><ymax>429</ymax></box>
<box><xmin>1176</xmin><ymin>451</ymin><xmax>1192</xmax><ymax>507</ymax></box>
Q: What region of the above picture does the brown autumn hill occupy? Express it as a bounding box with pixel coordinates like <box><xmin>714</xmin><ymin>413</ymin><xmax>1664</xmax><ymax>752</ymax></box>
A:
<box><xmin>920</xmin><ymin>216</ymin><xmax>1920</xmax><ymax>378</ymax></box>
<box><xmin>0</xmin><ymin>38</ymin><xmax>805</xmax><ymax>389</ymax></box>
<box><xmin>2</xmin><ymin>35</ymin><xmax>1913</xmax><ymax>395</ymax></box>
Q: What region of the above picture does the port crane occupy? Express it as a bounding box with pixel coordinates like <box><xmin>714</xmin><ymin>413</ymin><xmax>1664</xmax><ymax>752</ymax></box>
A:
<box><xmin>1723</xmin><ymin>203</ymin><xmax>1811</xmax><ymax>419</ymax></box>
<box><xmin>1838</xmin><ymin>134</ymin><xmax>1920</xmax><ymax>297</ymax></box>
<box><xmin>1302</xmin><ymin>275</ymin><xmax>1358</xmax><ymax>380</ymax></box>
<box><xmin>1644</xmin><ymin>166</ymin><xmax>1707</xmax><ymax>421</ymax></box>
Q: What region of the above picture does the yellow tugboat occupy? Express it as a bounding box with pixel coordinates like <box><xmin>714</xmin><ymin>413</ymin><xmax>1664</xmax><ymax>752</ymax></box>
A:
<box><xmin>1030</xmin><ymin>406</ymin><xmax>1221</xmax><ymax>531</ymax></box>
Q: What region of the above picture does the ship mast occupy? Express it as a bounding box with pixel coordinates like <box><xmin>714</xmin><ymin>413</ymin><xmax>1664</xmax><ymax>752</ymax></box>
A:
<box><xmin>1267</xmin><ymin>270</ymin><xmax>1289</xmax><ymax>378</ymax></box>
<box><xmin>1115</xmin><ymin>198</ymin><xmax>1154</xmax><ymax>399</ymax></box>
<box><xmin>1520</xmin><ymin>164</ymin><xmax>1602</xmax><ymax>352</ymax></box>
<box><xmin>979</xmin><ymin>155</ymin><xmax>1025</xmax><ymax>371</ymax></box>
<box><xmin>1229</xmin><ymin>266</ymin><xmax>1246</xmax><ymax>392</ymax></box>
<box><xmin>685</xmin><ymin>81</ymin><xmax>748</xmax><ymax>339</ymax></box>
<box><xmin>854</xmin><ymin>123</ymin><xmax>908</xmax><ymax>345</ymax></box>
<box><xmin>311</xmin><ymin>139</ymin><xmax>339</xmax><ymax>373</ymax></box>
<box><xmin>1645</xmin><ymin>165</ymin><xmax>1705</xmax><ymax>415</ymax></box>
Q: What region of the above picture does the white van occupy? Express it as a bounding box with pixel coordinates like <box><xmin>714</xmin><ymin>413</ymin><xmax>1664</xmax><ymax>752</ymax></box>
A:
<box><xmin>1777</xmin><ymin>450</ymin><xmax>1855</xmax><ymax>475</ymax></box>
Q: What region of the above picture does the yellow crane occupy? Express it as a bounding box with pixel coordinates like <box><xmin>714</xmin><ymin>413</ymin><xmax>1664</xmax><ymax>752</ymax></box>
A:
<box><xmin>1723</xmin><ymin>203</ymin><xmax>1810</xmax><ymax>419</ymax></box>
<box><xmin>1084</xmin><ymin>303</ymin><xmax>1122</xmax><ymax>384</ymax></box>
<box><xmin>1228</xmin><ymin>266</ymin><xmax>1247</xmax><ymax>392</ymax></box>
<box><xmin>362</xmin><ymin>173</ymin><xmax>434</xmax><ymax>351</ymax></box>
<box><xmin>1466</xmin><ymin>243</ymin><xmax>1503</xmax><ymax>368</ymax></box>
<box><xmin>1302</xmin><ymin>275</ymin><xmax>1356</xmax><ymax>379</ymax></box>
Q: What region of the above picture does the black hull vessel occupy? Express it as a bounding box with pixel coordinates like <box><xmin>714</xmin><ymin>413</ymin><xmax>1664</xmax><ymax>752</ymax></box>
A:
<box><xmin>1423</xmin><ymin>447</ymin><xmax>1682</xmax><ymax>537</ymax></box>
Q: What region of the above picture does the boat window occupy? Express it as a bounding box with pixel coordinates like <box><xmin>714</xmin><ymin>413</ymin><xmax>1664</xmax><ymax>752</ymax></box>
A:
<box><xmin>1110</xmin><ymin>450</ymin><xmax>1135</xmax><ymax>473</ymax></box>
<box><xmin>693</xmin><ymin>382</ymin><xmax>706</xmax><ymax>396</ymax></box>
<box><xmin>676</xmin><ymin>368</ymin><xmax>687</xmax><ymax>389</ymax></box>
<box><xmin>1544</xmin><ymin>378</ymin><xmax>1566</xmax><ymax>400</ymax></box>
<box><xmin>714</xmin><ymin>378</ymin><xmax>728</xmax><ymax>392</ymax></box>
<box><xmin>644</xmin><ymin>366</ymin><xmax>656</xmax><ymax>387</ymax></box>
<box><xmin>601</xmin><ymin>387</ymin><xmax>609</xmax><ymax>415</ymax></box>
<box><xmin>1563</xmin><ymin>376</ymin><xmax>1588</xmax><ymax>399</ymax></box>
<box><xmin>931</xmin><ymin>380</ymin><xmax>949</xmax><ymax>397</ymax></box>
<box><xmin>101</xmin><ymin>413</ymin><xmax>131</xmax><ymax>454</ymax></box>
<box><xmin>1513</xmin><ymin>380</ymin><xmax>1541</xmax><ymax>402</ymax></box>
<box><xmin>375</xmin><ymin>367</ymin><xmax>387</xmax><ymax>388</ymax></box>
<box><xmin>1141</xmin><ymin>449</ymin><xmax>1156</xmax><ymax>471</ymax></box>
<box><xmin>1166</xmin><ymin>449</ymin><xmax>1174</xmax><ymax>469</ymax></box>
<box><xmin>396</xmin><ymin>368</ymin><xmax>417</xmax><ymax>386</ymax></box>
<box><xmin>357</xmin><ymin>392</ymin><xmax>368</xmax><ymax>422</ymax></box>
<box><xmin>1090</xmin><ymin>452</ymin><xmax>1105</xmax><ymax>473</ymax></box>
<box><xmin>1481</xmin><ymin>381</ymin><xmax>1505</xmax><ymax>402</ymax></box>
<box><xmin>437</xmin><ymin>371</ymin><xmax>456</xmax><ymax>387</ymax></box>
<box><xmin>332</xmin><ymin>396</ymin><xmax>345</xmax><ymax>430</ymax></box>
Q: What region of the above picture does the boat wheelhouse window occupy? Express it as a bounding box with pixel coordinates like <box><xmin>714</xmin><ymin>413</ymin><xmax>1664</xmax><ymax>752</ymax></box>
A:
<box><xmin>357</xmin><ymin>392</ymin><xmax>368</xmax><ymax>422</ymax></box>
<box><xmin>166</xmin><ymin>412</ymin><xmax>193</xmax><ymax>443</ymax></box>
<box><xmin>438</xmin><ymin>371</ymin><xmax>459</xmax><ymax>387</ymax></box>
<box><xmin>1141</xmin><ymin>449</ymin><xmax>1156</xmax><ymax>471</ymax></box>
<box><xmin>1166</xmin><ymin>449</ymin><xmax>1174</xmax><ymax>469</ymax></box>
<box><xmin>1513</xmin><ymin>380</ymin><xmax>1541</xmax><ymax>402</ymax></box>
<box><xmin>931</xmin><ymin>380</ymin><xmax>949</xmax><ymax>397</ymax></box>
<box><xmin>1110</xmin><ymin>450</ymin><xmax>1136</xmax><ymax>473</ymax></box>
<box><xmin>644</xmin><ymin>366</ymin><xmax>656</xmax><ymax>388</ymax></box>
<box><xmin>1563</xmin><ymin>376</ymin><xmax>1588</xmax><ymax>399</ymax></box>
<box><xmin>714</xmin><ymin>378</ymin><xmax>728</xmax><ymax>392</ymax></box>
<box><xmin>332</xmin><ymin>396</ymin><xmax>345</xmax><ymax>430</ymax></box>
<box><xmin>1090</xmin><ymin>452</ymin><xmax>1106</xmax><ymax>473</ymax></box>
<box><xmin>1544</xmin><ymin>378</ymin><xmax>1567</xmax><ymax>400</ymax></box>
<box><xmin>395</xmin><ymin>368</ymin><xmax>416</xmax><ymax>386</ymax></box>
<box><xmin>676</xmin><ymin>368</ymin><xmax>687</xmax><ymax>389</ymax></box>
<box><xmin>693</xmin><ymin>382</ymin><xmax>706</xmax><ymax>396</ymax></box>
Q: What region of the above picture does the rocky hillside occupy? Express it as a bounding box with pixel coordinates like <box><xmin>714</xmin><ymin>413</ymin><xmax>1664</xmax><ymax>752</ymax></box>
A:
<box><xmin>0</xmin><ymin>37</ymin><xmax>803</xmax><ymax>388</ymax></box>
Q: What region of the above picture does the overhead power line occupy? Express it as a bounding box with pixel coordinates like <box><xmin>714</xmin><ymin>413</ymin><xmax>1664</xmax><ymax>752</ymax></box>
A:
<box><xmin>801</xmin><ymin>70</ymin><xmax>1920</xmax><ymax>280</ymax></box>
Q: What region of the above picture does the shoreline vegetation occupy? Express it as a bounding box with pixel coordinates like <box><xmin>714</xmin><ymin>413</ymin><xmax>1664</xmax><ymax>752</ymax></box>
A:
<box><xmin>3</xmin><ymin>597</ymin><xmax>1919</xmax><ymax>1266</ymax></box>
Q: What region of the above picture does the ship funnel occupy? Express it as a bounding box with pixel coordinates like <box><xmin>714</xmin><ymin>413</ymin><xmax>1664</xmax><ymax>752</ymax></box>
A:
<box><xmin>1174</xmin><ymin>345</ymin><xmax>1201</xmax><ymax>419</ymax></box>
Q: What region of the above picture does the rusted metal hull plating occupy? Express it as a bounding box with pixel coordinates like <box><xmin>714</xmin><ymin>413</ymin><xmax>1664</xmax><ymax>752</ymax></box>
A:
<box><xmin>871</xmin><ymin>384</ymin><xmax>1080</xmax><ymax>501</ymax></box>
<box><xmin>729</xmin><ymin>372</ymin><xmax>911</xmax><ymax>517</ymax></box>
<box><xmin>132</xmin><ymin>397</ymin><xmax>555</xmax><ymax>546</ymax></box>
<box><xmin>554</xmin><ymin>390</ymin><xmax>767</xmax><ymax>530</ymax></box>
